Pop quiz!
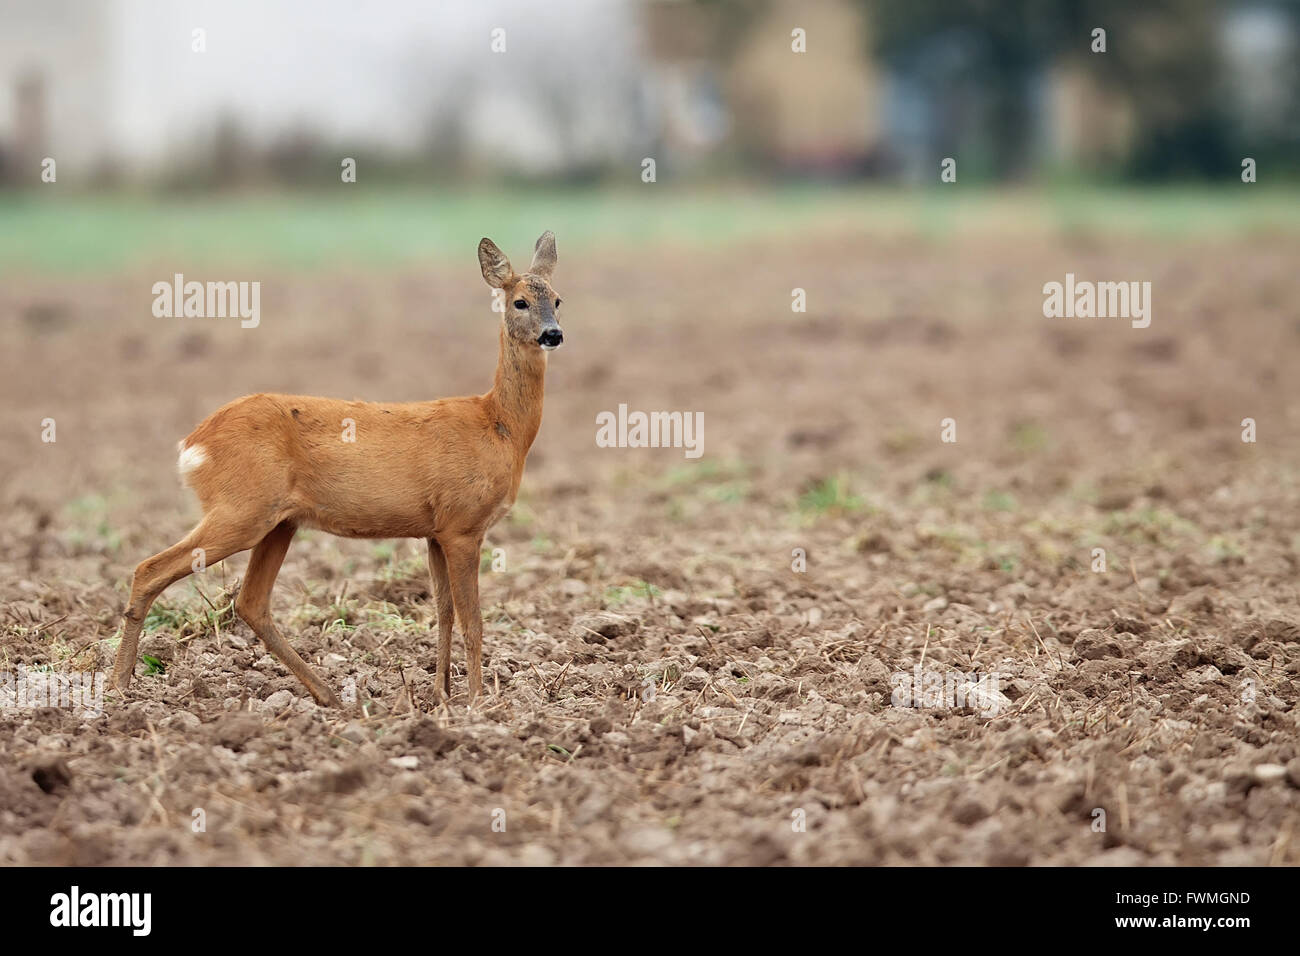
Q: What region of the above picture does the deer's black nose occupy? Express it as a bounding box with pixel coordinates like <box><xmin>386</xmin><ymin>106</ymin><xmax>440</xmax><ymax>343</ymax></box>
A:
<box><xmin>538</xmin><ymin>328</ymin><xmax>563</xmax><ymax>349</ymax></box>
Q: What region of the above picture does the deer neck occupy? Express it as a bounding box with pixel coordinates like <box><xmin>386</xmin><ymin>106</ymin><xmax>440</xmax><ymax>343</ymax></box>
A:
<box><xmin>487</xmin><ymin>325</ymin><xmax>547</xmax><ymax>455</ymax></box>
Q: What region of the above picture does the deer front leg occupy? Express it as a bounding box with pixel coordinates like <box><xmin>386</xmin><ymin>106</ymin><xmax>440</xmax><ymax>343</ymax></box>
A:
<box><xmin>426</xmin><ymin>538</ymin><xmax>455</xmax><ymax>699</ymax></box>
<box><xmin>440</xmin><ymin>533</ymin><xmax>485</xmax><ymax>701</ymax></box>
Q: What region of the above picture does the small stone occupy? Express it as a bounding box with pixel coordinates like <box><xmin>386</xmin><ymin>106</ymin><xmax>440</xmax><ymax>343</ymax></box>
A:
<box><xmin>1253</xmin><ymin>763</ymin><xmax>1287</xmax><ymax>786</ymax></box>
<box><xmin>394</xmin><ymin>772</ymin><xmax>425</xmax><ymax>795</ymax></box>
<box><xmin>952</xmin><ymin>797</ymin><xmax>990</xmax><ymax>825</ymax></box>
<box><xmin>570</xmin><ymin>611</ymin><xmax>638</xmax><ymax>644</ymax></box>
<box><xmin>1224</xmin><ymin>766</ymin><xmax>1254</xmax><ymax>794</ymax></box>
<box><xmin>1073</xmin><ymin>628</ymin><xmax>1125</xmax><ymax>660</ymax></box>
<box><xmin>160</xmin><ymin>711</ymin><xmax>201</xmax><ymax>732</ymax></box>
<box><xmin>263</xmin><ymin>689</ymin><xmax>296</xmax><ymax>713</ymax></box>
<box><xmin>622</xmin><ymin>826</ymin><xmax>674</xmax><ymax>856</ymax></box>
<box><xmin>338</xmin><ymin>721</ymin><xmax>368</xmax><ymax>745</ymax></box>
<box><xmin>388</xmin><ymin>755</ymin><xmax>419</xmax><ymax>770</ymax></box>
<box><xmin>1186</xmin><ymin>665</ymin><xmax>1224</xmax><ymax>686</ymax></box>
<box><xmin>210</xmin><ymin>712</ymin><xmax>263</xmax><ymax>751</ymax></box>
<box><xmin>922</xmin><ymin>596</ymin><xmax>948</xmax><ymax>613</ymax></box>
<box><xmin>139</xmin><ymin>634</ymin><xmax>175</xmax><ymax>663</ymax></box>
<box><xmin>517</xmin><ymin>844</ymin><xmax>556</xmax><ymax>867</ymax></box>
<box><xmin>407</xmin><ymin>718</ymin><xmax>459</xmax><ymax>756</ymax></box>
<box><xmin>855</xmin><ymin>654</ymin><xmax>892</xmax><ymax>691</ymax></box>
<box><xmin>963</xmin><ymin>680</ymin><xmax>1012</xmax><ymax>717</ymax></box>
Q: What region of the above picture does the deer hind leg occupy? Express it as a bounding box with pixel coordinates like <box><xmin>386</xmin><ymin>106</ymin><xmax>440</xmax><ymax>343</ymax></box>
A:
<box><xmin>234</xmin><ymin>521</ymin><xmax>341</xmax><ymax>708</ymax></box>
<box><xmin>426</xmin><ymin>538</ymin><xmax>455</xmax><ymax>699</ymax></box>
<box><xmin>110</xmin><ymin>508</ymin><xmax>269</xmax><ymax>694</ymax></box>
<box><xmin>440</xmin><ymin>533</ymin><xmax>485</xmax><ymax>702</ymax></box>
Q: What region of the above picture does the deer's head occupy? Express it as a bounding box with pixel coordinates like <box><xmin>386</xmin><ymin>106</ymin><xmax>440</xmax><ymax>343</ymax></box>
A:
<box><xmin>478</xmin><ymin>232</ymin><xmax>562</xmax><ymax>351</ymax></box>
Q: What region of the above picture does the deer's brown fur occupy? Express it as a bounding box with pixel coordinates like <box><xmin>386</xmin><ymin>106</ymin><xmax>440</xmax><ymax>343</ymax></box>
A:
<box><xmin>110</xmin><ymin>233</ymin><xmax>563</xmax><ymax>706</ymax></box>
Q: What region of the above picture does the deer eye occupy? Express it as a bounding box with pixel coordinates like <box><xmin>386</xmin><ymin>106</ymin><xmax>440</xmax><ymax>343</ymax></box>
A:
<box><xmin>513</xmin><ymin>299</ymin><xmax>528</xmax><ymax>309</ymax></box>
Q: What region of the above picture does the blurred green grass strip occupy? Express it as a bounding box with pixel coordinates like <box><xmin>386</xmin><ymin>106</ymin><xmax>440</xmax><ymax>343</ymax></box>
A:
<box><xmin>2</xmin><ymin>184</ymin><xmax>1297</xmax><ymax>276</ymax></box>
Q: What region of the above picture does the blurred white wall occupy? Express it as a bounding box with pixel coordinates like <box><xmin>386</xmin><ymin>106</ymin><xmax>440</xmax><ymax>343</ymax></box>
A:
<box><xmin>0</xmin><ymin>0</ymin><xmax>649</xmax><ymax>175</ymax></box>
<box><xmin>0</xmin><ymin>0</ymin><xmax>113</xmax><ymax>172</ymax></box>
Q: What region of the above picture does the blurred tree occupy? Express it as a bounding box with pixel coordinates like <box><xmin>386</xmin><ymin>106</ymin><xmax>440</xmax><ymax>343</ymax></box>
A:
<box><xmin>870</xmin><ymin>0</ymin><xmax>1065</xmax><ymax>178</ymax></box>
<box><xmin>863</xmin><ymin>0</ymin><xmax>1292</xmax><ymax>180</ymax></box>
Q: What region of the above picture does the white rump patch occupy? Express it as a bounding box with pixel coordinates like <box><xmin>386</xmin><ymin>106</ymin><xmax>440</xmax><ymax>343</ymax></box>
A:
<box><xmin>177</xmin><ymin>443</ymin><xmax>207</xmax><ymax>475</ymax></box>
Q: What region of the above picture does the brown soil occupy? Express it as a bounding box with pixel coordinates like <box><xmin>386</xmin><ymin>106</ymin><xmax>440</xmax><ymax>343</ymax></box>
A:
<box><xmin>2</xmin><ymin>234</ymin><xmax>1299</xmax><ymax>865</ymax></box>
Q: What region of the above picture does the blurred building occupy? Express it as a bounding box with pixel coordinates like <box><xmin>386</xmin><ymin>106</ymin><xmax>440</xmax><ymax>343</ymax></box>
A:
<box><xmin>644</xmin><ymin>0</ymin><xmax>881</xmax><ymax>174</ymax></box>
<box><xmin>0</xmin><ymin>0</ymin><xmax>113</xmax><ymax>182</ymax></box>
<box><xmin>1045</xmin><ymin>62</ymin><xmax>1134</xmax><ymax>172</ymax></box>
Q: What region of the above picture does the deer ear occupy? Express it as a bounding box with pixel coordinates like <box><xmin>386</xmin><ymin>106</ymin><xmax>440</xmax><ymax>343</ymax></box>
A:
<box><xmin>478</xmin><ymin>238</ymin><xmax>514</xmax><ymax>288</ymax></box>
<box><xmin>529</xmin><ymin>230</ymin><xmax>557</xmax><ymax>278</ymax></box>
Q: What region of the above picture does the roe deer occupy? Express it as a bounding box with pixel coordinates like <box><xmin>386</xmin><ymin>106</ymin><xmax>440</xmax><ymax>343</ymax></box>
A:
<box><xmin>110</xmin><ymin>232</ymin><xmax>564</xmax><ymax>706</ymax></box>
